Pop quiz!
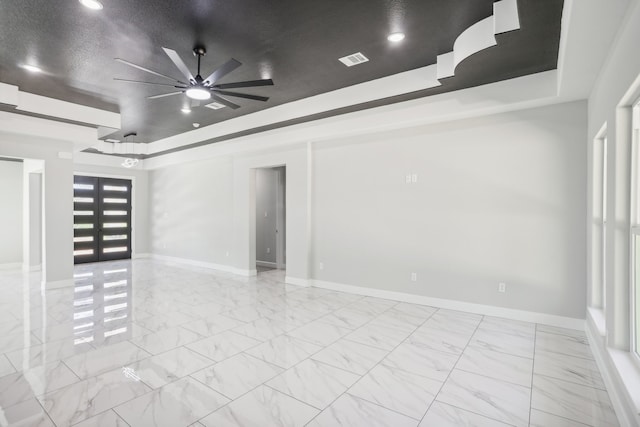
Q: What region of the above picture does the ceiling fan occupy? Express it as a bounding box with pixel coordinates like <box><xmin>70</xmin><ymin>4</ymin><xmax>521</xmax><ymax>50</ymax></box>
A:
<box><xmin>114</xmin><ymin>46</ymin><xmax>273</xmax><ymax>110</ymax></box>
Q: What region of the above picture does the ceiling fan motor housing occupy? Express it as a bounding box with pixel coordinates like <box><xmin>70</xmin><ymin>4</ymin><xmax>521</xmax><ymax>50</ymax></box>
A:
<box><xmin>193</xmin><ymin>46</ymin><xmax>207</xmax><ymax>56</ymax></box>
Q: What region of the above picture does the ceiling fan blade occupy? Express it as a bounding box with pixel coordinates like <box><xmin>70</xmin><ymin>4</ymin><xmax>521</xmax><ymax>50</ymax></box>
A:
<box><xmin>162</xmin><ymin>47</ymin><xmax>196</xmax><ymax>84</ymax></box>
<box><xmin>115</xmin><ymin>58</ymin><xmax>187</xmax><ymax>85</ymax></box>
<box><xmin>203</xmin><ymin>58</ymin><xmax>242</xmax><ymax>85</ymax></box>
<box><xmin>211</xmin><ymin>94</ymin><xmax>240</xmax><ymax>110</ymax></box>
<box><xmin>213</xmin><ymin>90</ymin><xmax>269</xmax><ymax>102</ymax></box>
<box><xmin>114</xmin><ymin>78</ymin><xmax>186</xmax><ymax>88</ymax></box>
<box><xmin>147</xmin><ymin>91</ymin><xmax>184</xmax><ymax>99</ymax></box>
<box><xmin>213</xmin><ymin>79</ymin><xmax>274</xmax><ymax>89</ymax></box>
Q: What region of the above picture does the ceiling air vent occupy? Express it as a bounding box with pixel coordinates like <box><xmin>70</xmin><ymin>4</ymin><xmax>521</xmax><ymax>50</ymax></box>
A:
<box><xmin>204</xmin><ymin>101</ymin><xmax>226</xmax><ymax>110</ymax></box>
<box><xmin>339</xmin><ymin>52</ymin><xmax>369</xmax><ymax>67</ymax></box>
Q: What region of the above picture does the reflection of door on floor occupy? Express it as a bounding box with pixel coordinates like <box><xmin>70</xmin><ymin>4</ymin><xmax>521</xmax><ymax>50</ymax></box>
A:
<box><xmin>73</xmin><ymin>175</ymin><xmax>132</xmax><ymax>264</ymax></box>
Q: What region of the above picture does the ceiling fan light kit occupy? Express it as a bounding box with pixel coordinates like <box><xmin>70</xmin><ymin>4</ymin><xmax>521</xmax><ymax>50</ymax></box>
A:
<box><xmin>119</xmin><ymin>132</ymin><xmax>141</xmax><ymax>168</ymax></box>
<box><xmin>115</xmin><ymin>45</ymin><xmax>273</xmax><ymax>111</ymax></box>
<box><xmin>185</xmin><ymin>86</ymin><xmax>211</xmax><ymax>100</ymax></box>
<box><xmin>79</xmin><ymin>0</ymin><xmax>103</xmax><ymax>10</ymax></box>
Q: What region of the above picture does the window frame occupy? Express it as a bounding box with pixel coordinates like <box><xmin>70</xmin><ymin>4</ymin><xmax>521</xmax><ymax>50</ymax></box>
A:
<box><xmin>630</xmin><ymin>98</ymin><xmax>640</xmax><ymax>362</ymax></box>
<box><xmin>593</xmin><ymin>125</ymin><xmax>608</xmax><ymax>314</ymax></box>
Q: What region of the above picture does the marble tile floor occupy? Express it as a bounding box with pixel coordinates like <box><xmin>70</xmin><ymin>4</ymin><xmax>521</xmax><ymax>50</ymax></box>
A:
<box><xmin>0</xmin><ymin>260</ymin><xmax>619</xmax><ymax>427</ymax></box>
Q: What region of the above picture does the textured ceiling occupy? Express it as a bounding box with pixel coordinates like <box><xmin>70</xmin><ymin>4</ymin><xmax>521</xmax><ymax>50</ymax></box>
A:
<box><xmin>0</xmin><ymin>0</ymin><xmax>563</xmax><ymax>145</ymax></box>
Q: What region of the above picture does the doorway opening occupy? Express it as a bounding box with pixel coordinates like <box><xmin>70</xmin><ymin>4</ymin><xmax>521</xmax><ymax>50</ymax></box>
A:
<box><xmin>0</xmin><ymin>157</ymin><xmax>44</xmax><ymax>273</ymax></box>
<box><xmin>73</xmin><ymin>175</ymin><xmax>132</xmax><ymax>264</ymax></box>
<box><xmin>255</xmin><ymin>166</ymin><xmax>286</xmax><ymax>274</ymax></box>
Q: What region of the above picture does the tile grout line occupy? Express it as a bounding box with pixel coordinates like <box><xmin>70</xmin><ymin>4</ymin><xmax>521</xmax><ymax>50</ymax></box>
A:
<box><xmin>12</xmin><ymin>261</ymin><xmax>287</xmax><ymax>426</ymax></box>
<box><xmin>184</xmin><ymin>321</ymin><xmax>338</xmax><ymax>424</ymax></box>
<box><xmin>416</xmin><ymin>313</ymin><xmax>484</xmax><ymax>426</ymax></box>
<box><xmin>301</xmin><ymin>304</ymin><xmax>438</xmax><ymax>426</ymax></box>
<box><xmin>193</xmin><ymin>297</ymin><xmax>406</xmax><ymax>425</ymax></box>
<box><xmin>531</xmin><ymin>408</ymin><xmax>594</xmax><ymax>427</ymax></box>
<box><xmin>414</xmin><ymin>316</ymin><xmax>540</xmax><ymax>427</ymax></box>
<box><xmin>60</xmin><ymin>358</ymin><xmax>83</xmax><ymax>382</ymax></box>
<box><xmin>36</xmin><ymin>395</ymin><xmax>60</xmax><ymax>427</ymax></box>
<box><xmin>529</xmin><ymin>322</ymin><xmax>538</xmax><ymax>426</ymax></box>
<box><xmin>67</xmin><ymin>409</ymin><xmax>132</xmax><ymax>427</ymax></box>
<box><xmin>188</xmin><ymin>373</ymin><xmax>236</xmax><ymax>402</ymax></box>
<box><xmin>18</xmin><ymin>260</ymin><xmax>608</xmax><ymax>427</ymax></box>
<box><xmin>262</xmin><ymin>382</ymin><xmax>324</xmax><ymax>411</ymax></box>
<box><xmin>187</xmin><ymin>288</ymin><xmax>367</xmax><ymax>424</ymax></box>
<box><xmin>40</xmin><ymin>339</ymin><xmax>199</xmax><ymax>425</ymax></box>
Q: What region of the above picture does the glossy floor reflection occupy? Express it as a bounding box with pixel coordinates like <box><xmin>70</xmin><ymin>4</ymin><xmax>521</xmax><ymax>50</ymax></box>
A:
<box><xmin>0</xmin><ymin>260</ymin><xmax>619</xmax><ymax>426</ymax></box>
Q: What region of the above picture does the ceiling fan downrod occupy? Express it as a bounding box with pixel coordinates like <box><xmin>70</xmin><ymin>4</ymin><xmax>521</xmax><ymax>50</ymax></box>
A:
<box><xmin>193</xmin><ymin>46</ymin><xmax>206</xmax><ymax>83</ymax></box>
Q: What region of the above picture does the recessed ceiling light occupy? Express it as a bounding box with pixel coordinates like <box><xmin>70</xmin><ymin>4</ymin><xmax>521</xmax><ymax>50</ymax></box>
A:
<box><xmin>21</xmin><ymin>64</ymin><xmax>42</xmax><ymax>73</ymax></box>
<box><xmin>192</xmin><ymin>123</ymin><xmax>200</xmax><ymax>128</ymax></box>
<box><xmin>387</xmin><ymin>32</ymin><xmax>406</xmax><ymax>42</ymax></box>
<box><xmin>104</xmin><ymin>138</ymin><xmax>120</xmax><ymax>143</ymax></box>
<box><xmin>181</xmin><ymin>107</ymin><xmax>191</xmax><ymax>114</ymax></box>
<box><xmin>79</xmin><ymin>0</ymin><xmax>103</xmax><ymax>10</ymax></box>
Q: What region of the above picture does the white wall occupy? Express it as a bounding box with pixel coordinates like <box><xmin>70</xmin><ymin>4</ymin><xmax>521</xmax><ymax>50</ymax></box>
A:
<box><xmin>149</xmin><ymin>145</ymin><xmax>310</xmax><ymax>278</ymax></box>
<box><xmin>29</xmin><ymin>173</ymin><xmax>42</xmax><ymax>267</ymax></box>
<box><xmin>150</xmin><ymin>156</ymin><xmax>234</xmax><ymax>265</ymax></box>
<box><xmin>256</xmin><ymin>168</ymin><xmax>278</xmax><ymax>264</ymax></box>
<box><xmin>23</xmin><ymin>162</ymin><xmax>43</xmax><ymax>270</ymax></box>
<box><xmin>312</xmin><ymin>101</ymin><xmax>588</xmax><ymax>319</ymax></box>
<box><xmin>148</xmin><ymin>101</ymin><xmax>587</xmax><ymax>319</ymax></box>
<box><xmin>0</xmin><ymin>130</ymin><xmax>74</xmax><ymax>283</ymax></box>
<box><xmin>0</xmin><ymin>160</ymin><xmax>23</xmax><ymax>265</ymax></box>
<box><xmin>73</xmin><ymin>164</ymin><xmax>150</xmax><ymax>255</ymax></box>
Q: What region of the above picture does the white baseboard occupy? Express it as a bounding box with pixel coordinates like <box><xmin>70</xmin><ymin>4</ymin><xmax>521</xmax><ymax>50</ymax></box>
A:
<box><xmin>150</xmin><ymin>254</ymin><xmax>256</xmax><ymax>277</ymax></box>
<box><xmin>43</xmin><ymin>279</ymin><xmax>74</xmax><ymax>290</ymax></box>
<box><xmin>256</xmin><ymin>260</ymin><xmax>277</xmax><ymax>268</ymax></box>
<box><xmin>586</xmin><ymin>311</ymin><xmax>640</xmax><ymax>427</ymax></box>
<box><xmin>0</xmin><ymin>262</ymin><xmax>22</xmax><ymax>271</ymax></box>
<box><xmin>22</xmin><ymin>264</ymin><xmax>41</xmax><ymax>272</ymax></box>
<box><xmin>139</xmin><ymin>255</ymin><xmax>583</xmax><ymax>329</ymax></box>
<box><xmin>311</xmin><ymin>279</ymin><xmax>585</xmax><ymax>330</ymax></box>
<box><xmin>151</xmin><ymin>253</ymin><xmax>235</xmax><ymax>273</ymax></box>
<box><xmin>285</xmin><ymin>276</ymin><xmax>311</xmax><ymax>287</ymax></box>
<box><xmin>132</xmin><ymin>253</ymin><xmax>151</xmax><ymax>259</ymax></box>
<box><xmin>237</xmin><ymin>268</ymin><xmax>258</xmax><ymax>277</ymax></box>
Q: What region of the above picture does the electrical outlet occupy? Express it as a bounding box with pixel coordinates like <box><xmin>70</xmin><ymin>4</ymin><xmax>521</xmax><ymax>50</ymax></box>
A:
<box><xmin>225</xmin><ymin>251</ymin><xmax>229</xmax><ymax>257</ymax></box>
<box><xmin>411</xmin><ymin>272</ymin><xmax>417</xmax><ymax>281</ymax></box>
<box><xmin>264</xmin><ymin>211</ymin><xmax>268</xmax><ymax>217</ymax></box>
<box><xmin>498</xmin><ymin>282</ymin><xmax>506</xmax><ymax>293</ymax></box>
<box><xmin>319</xmin><ymin>262</ymin><xmax>324</xmax><ymax>270</ymax></box>
<box><xmin>266</xmin><ymin>247</ymin><xmax>271</xmax><ymax>254</ymax></box>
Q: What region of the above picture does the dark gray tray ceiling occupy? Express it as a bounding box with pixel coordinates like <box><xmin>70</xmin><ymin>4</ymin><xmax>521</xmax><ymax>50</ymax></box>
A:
<box><xmin>0</xmin><ymin>0</ymin><xmax>563</xmax><ymax>145</ymax></box>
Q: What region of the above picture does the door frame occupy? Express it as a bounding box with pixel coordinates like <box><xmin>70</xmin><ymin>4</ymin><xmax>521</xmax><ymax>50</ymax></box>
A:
<box><xmin>251</xmin><ymin>164</ymin><xmax>287</xmax><ymax>275</ymax></box>
<box><xmin>73</xmin><ymin>172</ymin><xmax>137</xmax><ymax>258</ymax></box>
<box><xmin>275</xmin><ymin>167</ymin><xmax>286</xmax><ymax>270</ymax></box>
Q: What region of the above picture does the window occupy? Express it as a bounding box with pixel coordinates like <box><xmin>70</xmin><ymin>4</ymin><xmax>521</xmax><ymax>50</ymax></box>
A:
<box><xmin>632</xmin><ymin>100</ymin><xmax>640</xmax><ymax>359</ymax></box>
